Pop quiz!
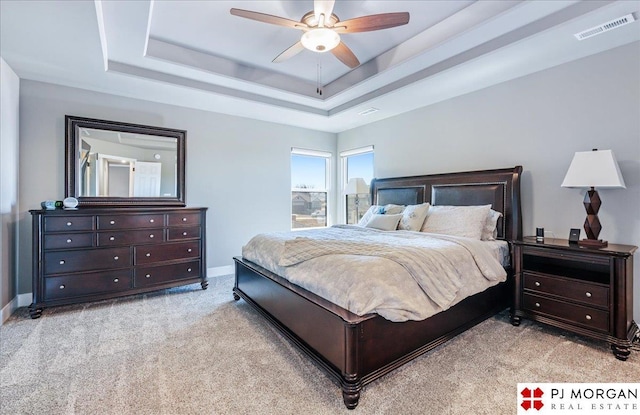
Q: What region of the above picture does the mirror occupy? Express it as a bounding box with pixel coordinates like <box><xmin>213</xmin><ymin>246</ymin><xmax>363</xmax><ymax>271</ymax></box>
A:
<box><xmin>66</xmin><ymin>116</ymin><xmax>186</xmax><ymax>207</ymax></box>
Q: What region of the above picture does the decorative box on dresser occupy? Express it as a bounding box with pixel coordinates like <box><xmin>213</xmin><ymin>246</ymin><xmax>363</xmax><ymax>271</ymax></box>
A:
<box><xmin>511</xmin><ymin>237</ymin><xmax>638</xmax><ymax>360</ymax></box>
<box><xmin>29</xmin><ymin>207</ymin><xmax>207</xmax><ymax>318</ymax></box>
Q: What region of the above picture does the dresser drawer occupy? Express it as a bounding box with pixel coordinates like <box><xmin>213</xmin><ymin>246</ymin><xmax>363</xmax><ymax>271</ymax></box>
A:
<box><xmin>44</xmin><ymin>270</ymin><xmax>132</xmax><ymax>300</ymax></box>
<box><xmin>98</xmin><ymin>229</ymin><xmax>165</xmax><ymax>246</ymax></box>
<box><xmin>167</xmin><ymin>212</ymin><xmax>201</xmax><ymax>227</ymax></box>
<box><xmin>167</xmin><ymin>226</ymin><xmax>201</xmax><ymax>241</ymax></box>
<box><xmin>134</xmin><ymin>260</ymin><xmax>201</xmax><ymax>288</ymax></box>
<box><xmin>97</xmin><ymin>214</ymin><xmax>164</xmax><ymax>230</ymax></box>
<box><xmin>523</xmin><ymin>272</ymin><xmax>608</xmax><ymax>308</ymax></box>
<box><xmin>522</xmin><ymin>293</ymin><xmax>609</xmax><ymax>332</ymax></box>
<box><xmin>134</xmin><ymin>241</ymin><xmax>199</xmax><ymax>265</ymax></box>
<box><xmin>44</xmin><ymin>247</ymin><xmax>131</xmax><ymax>274</ymax></box>
<box><xmin>44</xmin><ymin>216</ymin><xmax>93</xmax><ymax>232</ymax></box>
<box><xmin>44</xmin><ymin>233</ymin><xmax>94</xmax><ymax>250</ymax></box>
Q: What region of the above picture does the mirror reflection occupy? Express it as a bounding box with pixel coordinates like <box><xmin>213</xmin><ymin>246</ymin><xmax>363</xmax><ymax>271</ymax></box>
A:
<box><xmin>78</xmin><ymin>128</ymin><xmax>177</xmax><ymax>198</ymax></box>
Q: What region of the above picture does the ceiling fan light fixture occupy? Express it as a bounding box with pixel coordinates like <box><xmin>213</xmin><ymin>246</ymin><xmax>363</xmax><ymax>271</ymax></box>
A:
<box><xmin>301</xmin><ymin>28</ymin><xmax>340</xmax><ymax>52</ymax></box>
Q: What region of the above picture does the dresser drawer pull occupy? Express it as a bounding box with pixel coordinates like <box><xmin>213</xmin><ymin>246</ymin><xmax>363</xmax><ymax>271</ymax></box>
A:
<box><xmin>149</xmin><ymin>234</ymin><xmax>154</xmax><ymax>238</ymax></box>
<box><xmin>182</xmin><ymin>217</ymin><xmax>187</xmax><ymax>222</ymax></box>
<box><xmin>149</xmin><ymin>219</ymin><xmax>155</xmax><ymax>223</ymax></box>
<box><xmin>585</xmin><ymin>314</ymin><xmax>592</xmax><ymax>320</ymax></box>
<box><xmin>146</xmin><ymin>253</ymin><xmax>151</xmax><ymax>257</ymax></box>
<box><xmin>59</xmin><ymin>285</ymin><xmax>65</xmax><ymax>290</ymax></box>
<box><xmin>113</xmin><ymin>256</ymin><xmax>119</xmax><ymax>260</ymax></box>
<box><xmin>66</xmin><ymin>239</ymin><xmax>72</xmax><ymax>243</ymax></box>
<box><xmin>145</xmin><ymin>274</ymin><xmax>151</xmax><ymax>279</ymax></box>
<box><xmin>182</xmin><ymin>231</ymin><xmax>188</xmax><ymax>236</ymax></box>
<box><xmin>109</xmin><ymin>236</ymin><xmax>115</xmax><ymax>241</ymax></box>
<box><xmin>534</xmin><ymin>281</ymin><xmax>541</xmax><ymax>287</ymax></box>
<box><xmin>585</xmin><ymin>292</ymin><xmax>592</xmax><ymax>298</ymax></box>
<box><xmin>535</xmin><ymin>302</ymin><xmax>540</xmax><ymax>308</ymax></box>
<box><xmin>113</xmin><ymin>278</ymin><xmax>119</xmax><ymax>283</ymax></box>
<box><xmin>59</xmin><ymin>260</ymin><xmax>65</xmax><ymax>265</ymax></box>
<box><xmin>187</xmin><ymin>268</ymin><xmax>192</xmax><ymax>272</ymax></box>
<box><xmin>188</xmin><ymin>248</ymin><xmax>192</xmax><ymax>253</ymax></box>
<box><xmin>110</xmin><ymin>220</ymin><xmax>115</xmax><ymax>225</ymax></box>
<box><xmin>66</xmin><ymin>222</ymin><xmax>72</xmax><ymax>226</ymax></box>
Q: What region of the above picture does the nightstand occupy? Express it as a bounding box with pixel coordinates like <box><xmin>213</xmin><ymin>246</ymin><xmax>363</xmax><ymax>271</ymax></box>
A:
<box><xmin>511</xmin><ymin>237</ymin><xmax>638</xmax><ymax>360</ymax></box>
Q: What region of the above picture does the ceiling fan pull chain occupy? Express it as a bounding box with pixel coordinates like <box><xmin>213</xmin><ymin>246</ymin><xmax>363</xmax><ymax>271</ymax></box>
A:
<box><xmin>316</xmin><ymin>58</ymin><xmax>323</xmax><ymax>96</ymax></box>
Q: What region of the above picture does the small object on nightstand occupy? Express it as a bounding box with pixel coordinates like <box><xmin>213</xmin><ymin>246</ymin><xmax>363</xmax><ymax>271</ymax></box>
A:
<box><xmin>568</xmin><ymin>228</ymin><xmax>580</xmax><ymax>243</ymax></box>
<box><xmin>536</xmin><ymin>227</ymin><xmax>544</xmax><ymax>242</ymax></box>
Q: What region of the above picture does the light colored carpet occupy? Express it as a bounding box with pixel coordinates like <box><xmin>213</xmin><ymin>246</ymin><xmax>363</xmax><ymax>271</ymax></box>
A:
<box><xmin>1</xmin><ymin>275</ymin><xmax>638</xmax><ymax>414</ymax></box>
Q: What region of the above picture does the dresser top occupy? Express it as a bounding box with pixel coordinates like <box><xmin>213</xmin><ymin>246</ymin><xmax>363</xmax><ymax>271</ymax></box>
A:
<box><xmin>30</xmin><ymin>207</ymin><xmax>207</xmax><ymax>215</ymax></box>
<box><xmin>516</xmin><ymin>236</ymin><xmax>637</xmax><ymax>256</ymax></box>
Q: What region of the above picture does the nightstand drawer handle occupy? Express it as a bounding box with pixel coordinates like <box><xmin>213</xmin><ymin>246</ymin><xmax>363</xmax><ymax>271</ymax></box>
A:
<box><xmin>113</xmin><ymin>278</ymin><xmax>119</xmax><ymax>283</ymax></box>
<box><xmin>59</xmin><ymin>260</ymin><xmax>65</xmax><ymax>265</ymax></box>
<box><xmin>145</xmin><ymin>274</ymin><xmax>151</xmax><ymax>278</ymax></box>
<box><xmin>146</xmin><ymin>253</ymin><xmax>151</xmax><ymax>257</ymax></box>
<box><xmin>109</xmin><ymin>236</ymin><xmax>115</xmax><ymax>241</ymax></box>
<box><xmin>585</xmin><ymin>292</ymin><xmax>592</xmax><ymax>298</ymax></box>
<box><xmin>534</xmin><ymin>281</ymin><xmax>541</xmax><ymax>287</ymax></box>
<box><xmin>66</xmin><ymin>238</ymin><xmax>72</xmax><ymax>243</ymax></box>
<box><xmin>187</xmin><ymin>248</ymin><xmax>192</xmax><ymax>253</ymax></box>
<box><xmin>182</xmin><ymin>217</ymin><xmax>187</xmax><ymax>222</ymax></box>
<box><xmin>149</xmin><ymin>219</ymin><xmax>154</xmax><ymax>223</ymax></box>
<box><xmin>113</xmin><ymin>256</ymin><xmax>119</xmax><ymax>260</ymax></box>
<box><xmin>149</xmin><ymin>234</ymin><xmax>154</xmax><ymax>238</ymax></box>
<box><xmin>66</xmin><ymin>222</ymin><xmax>72</xmax><ymax>226</ymax></box>
<box><xmin>59</xmin><ymin>285</ymin><xmax>65</xmax><ymax>289</ymax></box>
<box><xmin>585</xmin><ymin>314</ymin><xmax>592</xmax><ymax>320</ymax></box>
<box><xmin>110</xmin><ymin>220</ymin><xmax>115</xmax><ymax>225</ymax></box>
<box><xmin>187</xmin><ymin>268</ymin><xmax>192</xmax><ymax>272</ymax></box>
<box><xmin>183</xmin><ymin>231</ymin><xmax>188</xmax><ymax>236</ymax></box>
<box><xmin>535</xmin><ymin>302</ymin><xmax>540</xmax><ymax>308</ymax></box>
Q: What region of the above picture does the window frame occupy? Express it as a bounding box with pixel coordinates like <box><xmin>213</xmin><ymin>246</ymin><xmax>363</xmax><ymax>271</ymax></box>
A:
<box><xmin>291</xmin><ymin>147</ymin><xmax>332</xmax><ymax>230</ymax></box>
<box><xmin>340</xmin><ymin>145</ymin><xmax>374</xmax><ymax>224</ymax></box>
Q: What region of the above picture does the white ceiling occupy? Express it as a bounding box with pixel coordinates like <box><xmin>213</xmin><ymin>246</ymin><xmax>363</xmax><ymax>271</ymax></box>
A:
<box><xmin>1</xmin><ymin>1</ymin><xmax>639</xmax><ymax>133</ymax></box>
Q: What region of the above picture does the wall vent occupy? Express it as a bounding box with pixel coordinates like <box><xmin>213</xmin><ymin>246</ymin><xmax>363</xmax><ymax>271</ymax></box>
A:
<box><xmin>574</xmin><ymin>14</ymin><xmax>636</xmax><ymax>40</ymax></box>
<box><xmin>358</xmin><ymin>107</ymin><xmax>379</xmax><ymax>116</ymax></box>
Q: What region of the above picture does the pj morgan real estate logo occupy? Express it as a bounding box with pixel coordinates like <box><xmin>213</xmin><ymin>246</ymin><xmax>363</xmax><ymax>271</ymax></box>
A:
<box><xmin>517</xmin><ymin>383</ymin><xmax>639</xmax><ymax>414</ymax></box>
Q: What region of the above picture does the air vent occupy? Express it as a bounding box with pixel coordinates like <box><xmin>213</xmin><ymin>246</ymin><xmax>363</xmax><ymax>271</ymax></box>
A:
<box><xmin>358</xmin><ymin>107</ymin><xmax>379</xmax><ymax>116</ymax></box>
<box><xmin>574</xmin><ymin>14</ymin><xmax>636</xmax><ymax>40</ymax></box>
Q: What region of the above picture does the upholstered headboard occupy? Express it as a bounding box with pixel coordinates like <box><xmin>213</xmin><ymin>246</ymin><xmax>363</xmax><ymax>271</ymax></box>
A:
<box><xmin>370</xmin><ymin>166</ymin><xmax>523</xmax><ymax>241</ymax></box>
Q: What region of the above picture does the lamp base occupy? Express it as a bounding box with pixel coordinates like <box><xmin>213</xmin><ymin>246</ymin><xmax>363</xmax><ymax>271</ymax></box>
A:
<box><xmin>578</xmin><ymin>238</ymin><xmax>608</xmax><ymax>248</ymax></box>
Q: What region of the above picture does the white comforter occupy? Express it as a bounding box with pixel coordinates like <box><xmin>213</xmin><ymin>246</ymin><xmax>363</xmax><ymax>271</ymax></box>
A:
<box><xmin>242</xmin><ymin>225</ymin><xmax>508</xmax><ymax>322</ymax></box>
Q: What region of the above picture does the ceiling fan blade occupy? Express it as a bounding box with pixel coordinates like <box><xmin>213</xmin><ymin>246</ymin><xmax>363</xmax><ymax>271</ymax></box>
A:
<box><xmin>230</xmin><ymin>8</ymin><xmax>304</xmax><ymax>30</ymax></box>
<box><xmin>273</xmin><ymin>42</ymin><xmax>305</xmax><ymax>63</ymax></box>
<box><xmin>331</xmin><ymin>41</ymin><xmax>360</xmax><ymax>68</ymax></box>
<box><xmin>334</xmin><ymin>12</ymin><xmax>410</xmax><ymax>33</ymax></box>
<box><xmin>314</xmin><ymin>0</ymin><xmax>335</xmax><ymax>25</ymax></box>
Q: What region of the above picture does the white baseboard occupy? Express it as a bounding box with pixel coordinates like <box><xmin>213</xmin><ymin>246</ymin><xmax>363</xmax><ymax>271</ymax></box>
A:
<box><xmin>1</xmin><ymin>293</ymin><xmax>31</xmax><ymax>325</ymax></box>
<box><xmin>207</xmin><ymin>265</ymin><xmax>234</xmax><ymax>278</ymax></box>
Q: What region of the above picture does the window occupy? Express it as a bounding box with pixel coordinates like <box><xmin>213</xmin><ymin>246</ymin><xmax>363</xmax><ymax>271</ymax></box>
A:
<box><xmin>341</xmin><ymin>146</ymin><xmax>374</xmax><ymax>224</ymax></box>
<box><xmin>291</xmin><ymin>148</ymin><xmax>331</xmax><ymax>229</ymax></box>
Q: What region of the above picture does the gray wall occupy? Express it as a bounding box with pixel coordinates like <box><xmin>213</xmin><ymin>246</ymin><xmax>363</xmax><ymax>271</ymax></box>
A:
<box><xmin>17</xmin><ymin>80</ymin><xmax>337</xmax><ymax>294</ymax></box>
<box><xmin>0</xmin><ymin>58</ymin><xmax>20</xmax><ymax>316</ymax></box>
<box><xmin>339</xmin><ymin>42</ymin><xmax>640</xmax><ymax>320</ymax></box>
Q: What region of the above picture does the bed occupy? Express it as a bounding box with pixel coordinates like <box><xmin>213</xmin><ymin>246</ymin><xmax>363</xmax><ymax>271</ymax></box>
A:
<box><xmin>233</xmin><ymin>166</ymin><xmax>523</xmax><ymax>409</ymax></box>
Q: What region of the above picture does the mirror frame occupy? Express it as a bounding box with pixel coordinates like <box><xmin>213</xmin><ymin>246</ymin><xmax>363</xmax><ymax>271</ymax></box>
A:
<box><xmin>65</xmin><ymin>115</ymin><xmax>186</xmax><ymax>207</ymax></box>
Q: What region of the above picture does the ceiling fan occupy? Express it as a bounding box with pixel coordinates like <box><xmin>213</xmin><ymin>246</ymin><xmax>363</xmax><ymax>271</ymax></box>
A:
<box><xmin>230</xmin><ymin>0</ymin><xmax>410</xmax><ymax>69</ymax></box>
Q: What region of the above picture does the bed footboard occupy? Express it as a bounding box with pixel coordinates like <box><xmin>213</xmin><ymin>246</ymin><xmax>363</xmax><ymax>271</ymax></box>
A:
<box><xmin>233</xmin><ymin>257</ymin><xmax>511</xmax><ymax>409</ymax></box>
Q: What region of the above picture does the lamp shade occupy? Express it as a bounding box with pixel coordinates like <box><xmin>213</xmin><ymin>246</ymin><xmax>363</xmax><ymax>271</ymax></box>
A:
<box><xmin>345</xmin><ymin>178</ymin><xmax>369</xmax><ymax>195</ymax></box>
<box><xmin>561</xmin><ymin>149</ymin><xmax>626</xmax><ymax>189</ymax></box>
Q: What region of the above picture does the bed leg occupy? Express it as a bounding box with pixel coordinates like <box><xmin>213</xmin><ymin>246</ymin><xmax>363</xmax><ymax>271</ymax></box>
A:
<box><xmin>341</xmin><ymin>379</ymin><xmax>362</xmax><ymax>410</ymax></box>
<box><xmin>510</xmin><ymin>314</ymin><xmax>521</xmax><ymax>326</ymax></box>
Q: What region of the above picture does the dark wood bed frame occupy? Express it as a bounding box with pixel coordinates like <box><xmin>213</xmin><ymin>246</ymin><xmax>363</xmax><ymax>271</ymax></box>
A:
<box><xmin>233</xmin><ymin>166</ymin><xmax>523</xmax><ymax>409</ymax></box>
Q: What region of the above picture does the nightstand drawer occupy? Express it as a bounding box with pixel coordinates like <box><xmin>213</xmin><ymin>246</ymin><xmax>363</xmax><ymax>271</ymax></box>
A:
<box><xmin>523</xmin><ymin>272</ymin><xmax>608</xmax><ymax>308</ymax></box>
<box><xmin>523</xmin><ymin>293</ymin><xmax>609</xmax><ymax>332</ymax></box>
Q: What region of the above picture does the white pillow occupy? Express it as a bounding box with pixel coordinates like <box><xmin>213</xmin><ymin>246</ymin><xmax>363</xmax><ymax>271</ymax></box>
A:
<box><xmin>358</xmin><ymin>204</ymin><xmax>405</xmax><ymax>226</ymax></box>
<box><xmin>398</xmin><ymin>203</ymin><xmax>430</xmax><ymax>231</ymax></box>
<box><xmin>365</xmin><ymin>213</ymin><xmax>403</xmax><ymax>231</ymax></box>
<box><xmin>481</xmin><ymin>209</ymin><xmax>503</xmax><ymax>241</ymax></box>
<box><xmin>420</xmin><ymin>205</ymin><xmax>492</xmax><ymax>240</ymax></box>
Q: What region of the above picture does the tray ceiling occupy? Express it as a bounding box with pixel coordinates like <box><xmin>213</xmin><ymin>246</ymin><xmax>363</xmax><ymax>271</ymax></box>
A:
<box><xmin>1</xmin><ymin>1</ymin><xmax>639</xmax><ymax>132</ymax></box>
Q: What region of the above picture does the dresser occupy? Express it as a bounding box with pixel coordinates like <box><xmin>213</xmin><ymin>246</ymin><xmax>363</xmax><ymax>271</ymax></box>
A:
<box><xmin>29</xmin><ymin>207</ymin><xmax>207</xmax><ymax>318</ymax></box>
<box><xmin>511</xmin><ymin>237</ymin><xmax>637</xmax><ymax>360</ymax></box>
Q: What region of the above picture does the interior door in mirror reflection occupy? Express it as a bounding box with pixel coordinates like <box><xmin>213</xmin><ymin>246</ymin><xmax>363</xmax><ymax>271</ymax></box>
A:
<box><xmin>133</xmin><ymin>162</ymin><xmax>162</xmax><ymax>197</ymax></box>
